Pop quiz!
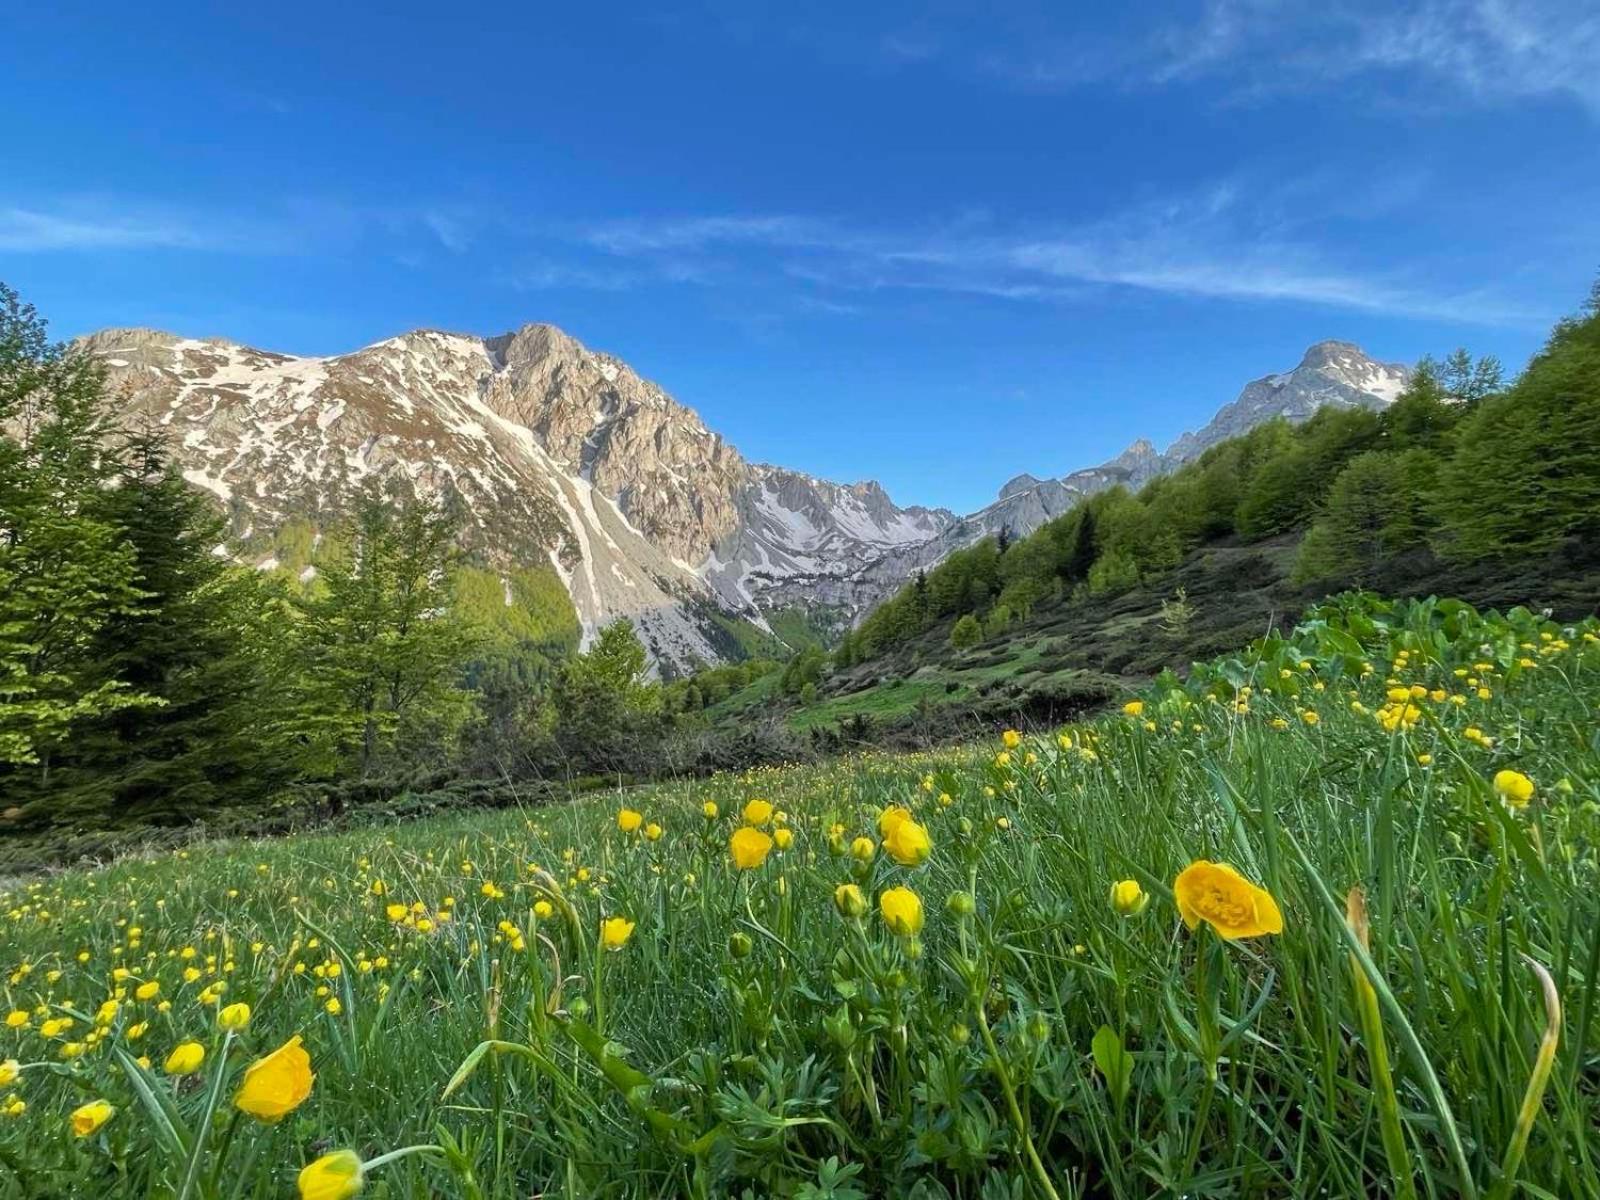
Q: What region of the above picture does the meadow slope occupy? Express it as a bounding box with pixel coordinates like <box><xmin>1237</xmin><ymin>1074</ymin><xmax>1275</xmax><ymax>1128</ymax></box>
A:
<box><xmin>2</xmin><ymin>595</ymin><xmax>1597</xmax><ymax>1199</ymax></box>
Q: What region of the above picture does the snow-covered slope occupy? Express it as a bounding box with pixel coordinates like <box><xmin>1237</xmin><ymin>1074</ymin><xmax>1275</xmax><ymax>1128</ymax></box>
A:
<box><xmin>78</xmin><ymin>323</ymin><xmax>946</xmax><ymax>671</ymax></box>
<box><xmin>79</xmin><ymin>325</ymin><xmax>1410</xmax><ymax>657</ymax></box>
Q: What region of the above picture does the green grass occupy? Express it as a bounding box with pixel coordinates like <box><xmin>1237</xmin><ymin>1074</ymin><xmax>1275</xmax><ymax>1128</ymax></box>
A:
<box><xmin>2</xmin><ymin>595</ymin><xmax>1597</xmax><ymax>1199</ymax></box>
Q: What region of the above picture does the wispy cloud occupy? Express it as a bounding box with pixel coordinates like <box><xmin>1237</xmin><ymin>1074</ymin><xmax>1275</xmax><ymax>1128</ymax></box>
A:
<box><xmin>574</xmin><ymin>179</ymin><xmax>1539</xmax><ymax>325</ymax></box>
<box><xmin>973</xmin><ymin>0</ymin><xmax>1600</xmax><ymax>116</ymax></box>
<box><xmin>0</xmin><ymin>205</ymin><xmax>240</xmax><ymax>253</ymax></box>
<box><xmin>0</xmin><ymin>196</ymin><xmax>493</xmax><ymax>259</ymax></box>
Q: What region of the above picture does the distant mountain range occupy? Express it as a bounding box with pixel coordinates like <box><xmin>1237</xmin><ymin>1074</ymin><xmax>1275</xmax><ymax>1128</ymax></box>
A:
<box><xmin>80</xmin><ymin>326</ymin><xmax>1408</xmax><ymax>673</ymax></box>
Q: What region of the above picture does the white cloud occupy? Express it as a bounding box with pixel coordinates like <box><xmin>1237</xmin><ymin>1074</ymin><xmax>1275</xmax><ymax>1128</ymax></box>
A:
<box><xmin>576</xmin><ymin>182</ymin><xmax>1537</xmax><ymax>325</ymax></box>
<box><xmin>0</xmin><ymin>206</ymin><xmax>231</xmax><ymax>253</ymax></box>
<box><xmin>978</xmin><ymin>0</ymin><xmax>1600</xmax><ymax>116</ymax></box>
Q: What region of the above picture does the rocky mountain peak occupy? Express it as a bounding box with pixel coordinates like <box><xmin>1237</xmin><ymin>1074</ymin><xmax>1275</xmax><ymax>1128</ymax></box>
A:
<box><xmin>998</xmin><ymin>472</ymin><xmax>1046</xmax><ymax>500</ymax></box>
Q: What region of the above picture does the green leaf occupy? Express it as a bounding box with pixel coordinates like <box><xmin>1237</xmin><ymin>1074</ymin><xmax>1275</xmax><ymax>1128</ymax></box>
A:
<box><xmin>1090</xmin><ymin>1025</ymin><xmax>1133</xmax><ymax>1107</ymax></box>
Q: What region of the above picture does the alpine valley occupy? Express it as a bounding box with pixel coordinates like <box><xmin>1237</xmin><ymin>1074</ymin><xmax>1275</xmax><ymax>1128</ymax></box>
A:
<box><xmin>80</xmin><ymin>324</ymin><xmax>1409</xmax><ymax>673</ymax></box>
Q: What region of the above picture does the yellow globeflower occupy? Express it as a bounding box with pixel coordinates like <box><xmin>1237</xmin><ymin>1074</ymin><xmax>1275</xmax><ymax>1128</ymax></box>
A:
<box><xmin>701</xmin><ymin>801</ymin><xmax>719</xmax><ymax>820</ymax></box>
<box><xmin>850</xmin><ymin>836</ymin><xmax>876</xmax><ymax>862</ymax></box>
<box><xmin>644</xmin><ymin>822</ymin><xmax>663</xmax><ymax>842</ymax></box>
<box><xmin>1001</xmin><ymin>729</ymin><xmax>1022</xmax><ymax>749</ymax></box>
<box><xmin>877</xmin><ymin>806</ymin><xmax>913</xmax><ymax>836</ymax></box>
<box><xmin>600</xmin><ymin>916</ymin><xmax>636</xmax><ymax>950</ymax></box>
<box><xmin>71</xmin><ymin>1099</ymin><xmax>115</xmax><ymax>1137</ymax></box>
<box><xmin>729</xmin><ymin>827</ymin><xmax>774</xmax><ymax>870</ymax></box>
<box><xmin>234</xmin><ymin>1035</ymin><xmax>314</xmax><ymax>1123</ymax></box>
<box><xmin>882</xmin><ymin>818</ymin><xmax>932</xmax><ymax>867</ymax></box>
<box><xmin>163</xmin><ymin>1041</ymin><xmax>205</xmax><ymax>1075</ymax></box>
<box><xmin>616</xmin><ymin>808</ymin><xmax>643</xmax><ymax>834</ymax></box>
<box><xmin>298</xmin><ymin>1149</ymin><xmax>364</xmax><ymax>1200</ymax></box>
<box><xmin>773</xmin><ymin>827</ymin><xmax>794</xmax><ymax>850</ymax></box>
<box><xmin>0</xmin><ymin>1060</ymin><xmax>17</xmax><ymax>1087</ymax></box>
<box><xmin>1493</xmin><ymin>769</ymin><xmax>1535</xmax><ymax>808</ymax></box>
<box><xmin>834</xmin><ymin>883</ymin><xmax>868</xmax><ymax>918</ymax></box>
<box><xmin>135</xmin><ymin>980</ymin><xmax>160</xmax><ymax>1001</ymax></box>
<box><xmin>385</xmin><ymin>903</ymin><xmax>408</xmax><ymax>922</ymax></box>
<box><xmin>218</xmin><ymin>1002</ymin><xmax>252</xmax><ymax>1032</ymax></box>
<box><xmin>741</xmin><ymin>799</ymin><xmax>774</xmax><ymax>827</ymax></box>
<box><xmin>1173</xmin><ymin>861</ymin><xmax>1283</xmax><ymax>940</ymax></box>
<box><xmin>1122</xmin><ymin>700</ymin><xmax>1144</xmax><ymax>717</ymax></box>
<box><xmin>1109</xmin><ymin>879</ymin><xmax>1149</xmax><ymax>916</ymax></box>
<box><xmin>879</xmin><ymin>886</ymin><xmax>925</xmax><ymax>937</ymax></box>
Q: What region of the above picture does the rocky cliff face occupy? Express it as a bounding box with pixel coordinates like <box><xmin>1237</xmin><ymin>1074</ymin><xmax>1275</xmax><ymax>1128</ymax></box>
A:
<box><xmin>77</xmin><ymin>322</ymin><xmax>944</xmax><ymax>671</ymax></box>
<box><xmin>78</xmin><ymin>324</ymin><xmax>1410</xmax><ymax>661</ymax></box>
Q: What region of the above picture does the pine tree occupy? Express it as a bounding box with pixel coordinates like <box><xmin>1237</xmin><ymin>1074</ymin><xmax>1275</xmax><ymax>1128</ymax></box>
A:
<box><xmin>0</xmin><ymin>284</ymin><xmax>152</xmax><ymax>783</ymax></box>
<box><xmin>30</xmin><ymin>430</ymin><xmax>302</xmax><ymax>826</ymax></box>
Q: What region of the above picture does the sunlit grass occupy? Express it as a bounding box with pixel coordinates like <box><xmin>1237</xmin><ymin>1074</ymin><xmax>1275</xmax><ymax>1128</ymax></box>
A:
<box><xmin>2</xmin><ymin>596</ymin><xmax>1597</xmax><ymax>1198</ymax></box>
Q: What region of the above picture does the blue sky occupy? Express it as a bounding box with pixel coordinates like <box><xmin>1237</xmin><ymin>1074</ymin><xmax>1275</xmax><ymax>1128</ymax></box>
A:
<box><xmin>4</xmin><ymin>1</ymin><xmax>1597</xmax><ymax>513</ymax></box>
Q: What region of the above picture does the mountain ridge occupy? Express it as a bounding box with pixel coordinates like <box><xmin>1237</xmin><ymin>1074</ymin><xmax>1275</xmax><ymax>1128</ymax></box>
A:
<box><xmin>77</xmin><ymin>322</ymin><xmax>1411</xmax><ymax>671</ymax></box>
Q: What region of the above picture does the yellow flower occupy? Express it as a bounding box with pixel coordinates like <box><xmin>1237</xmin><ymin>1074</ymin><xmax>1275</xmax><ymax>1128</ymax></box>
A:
<box><xmin>71</xmin><ymin>1099</ymin><xmax>115</xmax><ymax>1137</ymax></box>
<box><xmin>1109</xmin><ymin>879</ymin><xmax>1149</xmax><ymax>916</ymax></box>
<box><xmin>533</xmin><ymin>900</ymin><xmax>554</xmax><ymax>919</ymax></box>
<box><xmin>877</xmin><ymin>806</ymin><xmax>913</xmax><ymax>836</ymax></box>
<box><xmin>741</xmin><ymin>799</ymin><xmax>774</xmax><ymax>827</ymax></box>
<box><xmin>879</xmin><ymin>886</ymin><xmax>925</xmax><ymax>937</ymax></box>
<box><xmin>164</xmin><ymin>1041</ymin><xmax>205</xmax><ymax>1075</ymax></box>
<box><xmin>234</xmin><ymin>1035</ymin><xmax>314</xmax><ymax>1123</ymax></box>
<box><xmin>385</xmin><ymin>903</ymin><xmax>408</xmax><ymax>921</ymax></box>
<box><xmin>298</xmin><ymin>1149</ymin><xmax>365</xmax><ymax>1200</ymax></box>
<box><xmin>1300</xmin><ymin>710</ymin><xmax>1320</xmax><ymax>726</ymax></box>
<box><xmin>1001</xmin><ymin>729</ymin><xmax>1022</xmax><ymax>749</ymax></box>
<box><xmin>644</xmin><ymin>822</ymin><xmax>663</xmax><ymax>842</ymax></box>
<box><xmin>1493</xmin><ymin>769</ymin><xmax>1535</xmax><ymax>808</ymax></box>
<box><xmin>773</xmin><ymin>827</ymin><xmax>793</xmax><ymax>850</ymax></box>
<box><xmin>850</xmin><ymin>835</ymin><xmax>877</xmax><ymax>862</ymax></box>
<box><xmin>324</xmin><ymin>997</ymin><xmax>342</xmax><ymax>1016</ymax></box>
<box><xmin>701</xmin><ymin>801</ymin><xmax>719</xmax><ymax>820</ymax></box>
<box><xmin>1173</xmin><ymin>861</ymin><xmax>1283</xmax><ymax>940</ymax></box>
<box><xmin>218</xmin><ymin>1002</ymin><xmax>252</xmax><ymax>1032</ymax></box>
<box><xmin>616</xmin><ymin>808</ymin><xmax>643</xmax><ymax>834</ymax></box>
<box><xmin>882</xmin><ymin>818</ymin><xmax>932</xmax><ymax>867</ymax></box>
<box><xmin>600</xmin><ymin>916</ymin><xmax>636</xmax><ymax>950</ymax></box>
<box><xmin>729</xmin><ymin>827</ymin><xmax>774</xmax><ymax>870</ymax></box>
<box><xmin>4</xmin><ymin>1012</ymin><xmax>27</xmax><ymax>1030</ymax></box>
<box><xmin>0</xmin><ymin>1061</ymin><xmax>16</xmax><ymax>1087</ymax></box>
<box><xmin>135</xmin><ymin>980</ymin><xmax>160</xmax><ymax>1001</ymax></box>
<box><xmin>1122</xmin><ymin>700</ymin><xmax>1144</xmax><ymax>717</ymax></box>
<box><xmin>833</xmin><ymin>883</ymin><xmax>868</xmax><ymax>918</ymax></box>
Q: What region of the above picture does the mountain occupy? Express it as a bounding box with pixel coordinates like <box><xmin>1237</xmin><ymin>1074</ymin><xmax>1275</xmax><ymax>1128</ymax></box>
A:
<box><xmin>78</xmin><ymin>326</ymin><xmax>1408</xmax><ymax>669</ymax></box>
<box><xmin>79</xmin><ymin>324</ymin><xmax>945</xmax><ymax>674</ymax></box>
<box><xmin>809</xmin><ymin>341</ymin><xmax>1411</xmax><ymax>614</ymax></box>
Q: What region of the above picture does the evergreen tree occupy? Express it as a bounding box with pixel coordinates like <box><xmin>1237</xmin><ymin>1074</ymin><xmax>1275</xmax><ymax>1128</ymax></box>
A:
<box><xmin>1060</xmin><ymin>506</ymin><xmax>1097</xmax><ymax>585</ymax></box>
<box><xmin>0</xmin><ymin>284</ymin><xmax>152</xmax><ymax>779</ymax></box>
<box><xmin>1439</xmin><ymin>348</ymin><xmax>1504</xmax><ymax>402</ymax></box>
<box><xmin>294</xmin><ymin>483</ymin><xmax>479</xmax><ymax>777</ymax></box>
<box><xmin>23</xmin><ymin>430</ymin><xmax>302</xmax><ymax>825</ymax></box>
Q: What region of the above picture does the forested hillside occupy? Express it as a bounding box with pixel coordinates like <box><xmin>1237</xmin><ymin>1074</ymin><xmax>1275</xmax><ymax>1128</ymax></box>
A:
<box><xmin>5</xmin><ymin>278</ymin><xmax>1600</xmax><ymax>864</ymax></box>
<box><xmin>807</xmin><ymin>285</ymin><xmax>1600</xmax><ymax>713</ymax></box>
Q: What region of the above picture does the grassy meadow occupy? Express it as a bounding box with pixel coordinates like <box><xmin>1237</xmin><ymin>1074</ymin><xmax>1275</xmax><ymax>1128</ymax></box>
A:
<box><xmin>2</xmin><ymin>595</ymin><xmax>1598</xmax><ymax>1199</ymax></box>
